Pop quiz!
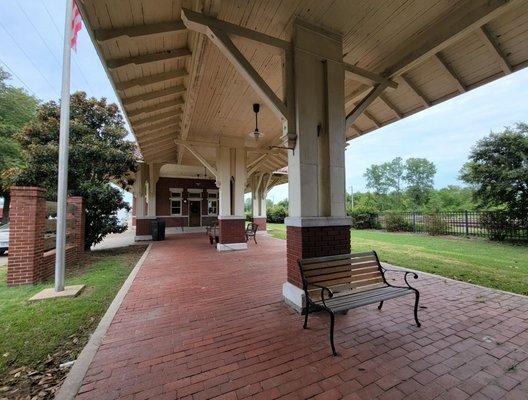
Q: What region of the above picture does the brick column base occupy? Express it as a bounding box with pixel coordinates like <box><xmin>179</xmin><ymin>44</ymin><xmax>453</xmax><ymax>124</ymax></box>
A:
<box><xmin>135</xmin><ymin>217</ymin><xmax>155</xmax><ymax>240</ymax></box>
<box><xmin>218</xmin><ymin>218</ymin><xmax>247</xmax><ymax>251</ymax></box>
<box><xmin>251</xmin><ymin>217</ymin><xmax>267</xmax><ymax>231</ymax></box>
<box><xmin>283</xmin><ymin>221</ymin><xmax>351</xmax><ymax>312</ymax></box>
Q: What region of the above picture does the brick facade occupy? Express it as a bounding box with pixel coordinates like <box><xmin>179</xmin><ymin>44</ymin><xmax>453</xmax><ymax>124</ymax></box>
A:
<box><xmin>7</xmin><ymin>187</ymin><xmax>85</xmax><ymax>286</ymax></box>
<box><xmin>219</xmin><ymin>218</ymin><xmax>246</xmax><ymax>244</ymax></box>
<box><xmin>286</xmin><ymin>225</ymin><xmax>351</xmax><ymax>288</ymax></box>
<box><xmin>252</xmin><ymin>217</ymin><xmax>267</xmax><ymax>231</ymax></box>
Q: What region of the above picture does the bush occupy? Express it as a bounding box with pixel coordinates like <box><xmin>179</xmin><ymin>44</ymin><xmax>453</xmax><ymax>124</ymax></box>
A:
<box><xmin>384</xmin><ymin>212</ymin><xmax>412</xmax><ymax>232</ymax></box>
<box><xmin>480</xmin><ymin>211</ymin><xmax>513</xmax><ymax>241</ymax></box>
<box><xmin>424</xmin><ymin>214</ymin><xmax>448</xmax><ymax>236</ymax></box>
<box><xmin>267</xmin><ymin>205</ymin><xmax>288</xmax><ymax>223</ymax></box>
<box><xmin>349</xmin><ymin>210</ymin><xmax>380</xmax><ymax>229</ymax></box>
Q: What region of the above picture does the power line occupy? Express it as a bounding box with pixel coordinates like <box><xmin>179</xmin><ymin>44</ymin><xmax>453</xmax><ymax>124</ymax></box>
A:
<box><xmin>0</xmin><ymin>18</ymin><xmax>58</xmax><ymax>94</ymax></box>
<box><xmin>39</xmin><ymin>0</ymin><xmax>96</xmax><ymax>94</ymax></box>
<box><xmin>0</xmin><ymin>57</ymin><xmax>36</xmax><ymax>95</ymax></box>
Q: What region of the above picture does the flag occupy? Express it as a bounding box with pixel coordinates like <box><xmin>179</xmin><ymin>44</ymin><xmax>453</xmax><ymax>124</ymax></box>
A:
<box><xmin>70</xmin><ymin>1</ymin><xmax>82</xmax><ymax>51</ymax></box>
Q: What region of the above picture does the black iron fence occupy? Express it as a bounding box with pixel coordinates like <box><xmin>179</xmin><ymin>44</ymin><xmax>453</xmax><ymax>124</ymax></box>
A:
<box><xmin>352</xmin><ymin>211</ymin><xmax>528</xmax><ymax>241</ymax></box>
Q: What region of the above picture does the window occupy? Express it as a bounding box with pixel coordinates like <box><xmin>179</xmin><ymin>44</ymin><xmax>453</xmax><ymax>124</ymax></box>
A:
<box><xmin>170</xmin><ymin>189</ymin><xmax>183</xmax><ymax>216</ymax></box>
<box><xmin>207</xmin><ymin>190</ymin><xmax>218</xmax><ymax>215</ymax></box>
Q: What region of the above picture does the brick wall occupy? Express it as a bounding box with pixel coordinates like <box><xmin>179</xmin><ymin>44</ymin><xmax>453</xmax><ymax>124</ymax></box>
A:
<box><xmin>7</xmin><ymin>187</ymin><xmax>85</xmax><ymax>286</ymax></box>
<box><xmin>156</xmin><ymin>177</ymin><xmax>217</xmax><ymax>217</ymax></box>
<box><xmin>286</xmin><ymin>225</ymin><xmax>351</xmax><ymax>288</ymax></box>
<box><xmin>219</xmin><ymin>218</ymin><xmax>246</xmax><ymax>244</ymax></box>
<box><xmin>252</xmin><ymin>217</ymin><xmax>267</xmax><ymax>231</ymax></box>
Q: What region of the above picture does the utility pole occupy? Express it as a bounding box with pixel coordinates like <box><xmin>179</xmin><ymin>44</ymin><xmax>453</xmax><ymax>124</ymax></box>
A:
<box><xmin>350</xmin><ymin>185</ymin><xmax>354</xmax><ymax>209</ymax></box>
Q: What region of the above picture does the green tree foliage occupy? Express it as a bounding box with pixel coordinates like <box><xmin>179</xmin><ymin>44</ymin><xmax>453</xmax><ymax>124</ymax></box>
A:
<box><xmin>404</xmin><ymin>158</ymin><xmax>436</xmax><ymax>207</ymax></box>
<box><xmin>267</xmin><ymin>199</ymin><xmax>288</xmax><ymax>223</ymax></box>
<box><xmin>0</xmin><ymin>68</ymin><xmax>39</xmax><ymax>223</ymax></box>
<box><xmin>10</xmin><ymin>92</ymin><xmax>138</xmax><ymax>249</ymax></box>
<box><xmin>460</xmin><ymin>124</ymin><xmax>528</xmax><ymax>219</ymax></box>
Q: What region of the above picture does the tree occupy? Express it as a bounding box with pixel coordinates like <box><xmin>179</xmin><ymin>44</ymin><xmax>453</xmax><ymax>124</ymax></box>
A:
<box><xmin>11</xmin><ymin>91</ymin><xmax>138</xmax><ymax>249</ymax></box>
<box><xmin>364</xmin><ymin>163</ymin><xmax>392</xmax><ymax>194</ymax></box>
<box><xmin>460</xmin><ymin>124</ymin><xmax>528</xmax><ymax>219</ymax></box>
<box><xmin>0</xmin><ymin>68</ymin><xmax>39</xmax><ymax>223</ymax></box>
<box><xmin>404</xmin><ymin>158</ymin><xmax>436</xmax><ymax>207</ymax></box>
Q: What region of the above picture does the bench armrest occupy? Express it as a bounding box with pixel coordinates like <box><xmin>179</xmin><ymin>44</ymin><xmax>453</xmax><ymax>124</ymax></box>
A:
<box><xmin>305</xmin><ymin>283</ymin><xmax>334</xmax><ymax>308</ymax></box>
<box><xmin>380</xmin><ymin>267</ymin><xmax>419</xmax><ymax>290</ymax></box>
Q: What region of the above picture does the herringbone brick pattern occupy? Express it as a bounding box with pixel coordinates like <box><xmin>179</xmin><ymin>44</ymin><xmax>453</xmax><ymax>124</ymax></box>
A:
<box><xmin>76</xmin><ymin>233</ymin><xmax>528</xmax><ymax>399</ymax></box>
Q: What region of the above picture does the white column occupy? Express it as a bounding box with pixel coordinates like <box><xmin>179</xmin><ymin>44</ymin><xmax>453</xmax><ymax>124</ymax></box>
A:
<box><xmin>147</xmin><ymin>163</ymin><xmax>160</xmax><ymax>217</ymax></box>
<box><xmin>134</xmin><ymin>164</ymin><xmax>145</xmax><ymax>218</ymax></box>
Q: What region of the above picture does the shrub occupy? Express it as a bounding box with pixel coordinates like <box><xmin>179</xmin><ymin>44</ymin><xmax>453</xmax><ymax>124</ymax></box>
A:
<box><xmin>480</xmin><ymin>211</ymin><xmax>512</xmax><ymax>241</ymax></box>
<box><xmin>349</xmin><ymin>210</ymin><xmax>380</xmax><ymax>229</ymax></box>
<box><xmin>267</xmin><ymin>204</ymin><xmax>288</xmax><ymax>223</ymax></box>
<box><xmin>384</xmin><ymin>212</ymin><xmax>412</xmax><ymax>232</ymax></box>
<box><xmin>424</xmin><ymin>214</ymin><xmax>448</xmax><ymax>236</ymax></box>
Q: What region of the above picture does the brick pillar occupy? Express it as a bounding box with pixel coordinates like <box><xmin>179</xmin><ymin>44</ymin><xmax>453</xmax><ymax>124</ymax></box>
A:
<box><xmin>217</xmin><ymin>217</ymin><xmax>247</xmax><ymax>250</ymax></box>
<box><xmin>7</xmin><ymin>187</ymin><xmax>46</xmax><ymax>286</ymax></box>
<box><xmin>251</xmin><ymin>217</ymin><xmax>267</xmax><ymax>231</ymax></box>
<box><xmin>68</xmin><ymin>196</ymin><xmax>85</xmax><ymax>254</ymax></box>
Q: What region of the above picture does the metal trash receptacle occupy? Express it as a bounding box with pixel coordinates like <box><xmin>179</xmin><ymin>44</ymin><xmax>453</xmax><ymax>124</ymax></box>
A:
<box><xmin>157</xmin><ymin>218</ymin><xmax>166</xmax><ymax>241</ymax></box>
<box><xmin>150</xmin><ymin>219</ymin><xmax>159</xmax><ymax>241</ymax></box>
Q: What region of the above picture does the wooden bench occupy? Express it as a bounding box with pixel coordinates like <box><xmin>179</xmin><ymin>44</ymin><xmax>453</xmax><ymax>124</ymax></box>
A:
<box><xmin>299</xmin><ymin>251</ymin><xmax>421</xmax><ymax>356</ymax></box>
<box><xmin>207</xmin><ymin>222</ymin><xmax>218</xmax><ymax>245</ymax></box>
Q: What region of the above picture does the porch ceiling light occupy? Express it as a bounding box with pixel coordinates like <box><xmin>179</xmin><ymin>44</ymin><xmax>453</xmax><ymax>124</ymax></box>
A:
<box><xmin>250</xmin><ymin>103</ymin><xmax>261</xmax><ymax>140</ymax></box>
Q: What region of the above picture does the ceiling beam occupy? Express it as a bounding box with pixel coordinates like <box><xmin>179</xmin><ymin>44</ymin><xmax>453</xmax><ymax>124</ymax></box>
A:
<box><xmin>345</xmin><ymin>82</ymin><xmax>389</xmax><ymax>129</ymax></box>
<box><xmin>127</xmin><ymin>98</ymin><xmax>184</xmax><ymax>119</ymax></box>
<box><xmin>134</xmin><ymin>110</ymin><xmax>183</xmax><ymax>127</ymax></box>
<box><xmin>122</xmin><ymin>85</ymin><xmax>186</xmax><ymax>106</ymax></box>
<box><xmin>181</xmin><ymin>8</ymin><xmax>291</xmax><ymax>50</ymax></box>
<box><xmin>116</xmin><ymin>69</ymin><xmax>187</xmax><ymax>91</ymax></box>
<box><xmin>433</xmin><ymin>53</ymin><xmax>466</xmax><ymax>93</ymax></box>
<box><xmin>248</xmin><ymin>154</ymin><xmax>269</xmax><ymax>176</ymax></box>
<box><xmin>477</xmin><ymin>25</ymin><xmax>512</xmax><ymax>75</ymax></box>
<box><xmin>363</xmin><ymin>110</ymin><xmax>381</xmax><ymax>128</ymax></box>
<box><xmin>181</xmin><ymin>9</ymin><xmax>288</xmax><ymax>122</ymax></box>
<box><xmin>107</xmin><ymin>48</ymin><xmax>191</xmax><ymax>70</ymax></box>
<box><xmin>135</xmin><ymin>119</ymin><xmax>181</xmax><ymax>135</ymax></box>
<box><xmin>400</xmin><ymin>75</ymin><xmax>430</xmax><ymax>108</ymax></box>
<box><xmin>94</xmin><ymin>21</ymin><xmax>186</xmax><ymax>42</ymax></box>
<box><xmin>344</xmin><ymin>63</ymin><xmax>397</xmax><ymax>89</ymax></box>
<box><xmin>379</xmin><ymin>94</ymin><xmax>402</xmax><ymax>119</ymax></box>
<box><xmin>383</xmin><ymin>0</ymin><xmax>515</xmax><ymax>78</ymax></box>
<box><xmin>178</xmin><ymin>143</ymin><xmax>218</xmax><ymax>177</ymax></box>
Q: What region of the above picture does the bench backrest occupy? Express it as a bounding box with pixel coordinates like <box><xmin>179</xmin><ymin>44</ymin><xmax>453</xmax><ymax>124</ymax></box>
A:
<box><xmin>299</xmin><ymin>251</ymin><xmax>386</xmax><ymax>297</ymax></box>
<box><xmin>246</xmin><ymin>223</ymin><xmax>258</xmax><ymax>234</ymax></box>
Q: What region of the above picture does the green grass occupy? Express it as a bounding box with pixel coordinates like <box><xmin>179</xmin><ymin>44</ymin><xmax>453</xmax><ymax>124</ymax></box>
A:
<box><xmin>267</xmin><ymin>223</ymin><xmax>528</xmax><ymax>295</ymax></box>
<box><xmin>0</xmin><ymin>246</ymin><xmax>146</xmax><ymax>375</ymax></box>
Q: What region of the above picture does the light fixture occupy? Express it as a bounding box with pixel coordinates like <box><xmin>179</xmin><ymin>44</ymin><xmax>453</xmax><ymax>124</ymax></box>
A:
<box><xmin>250</xmin><ymin>103</ymin><xmax>261</xmax><ymax>140</ymax></box>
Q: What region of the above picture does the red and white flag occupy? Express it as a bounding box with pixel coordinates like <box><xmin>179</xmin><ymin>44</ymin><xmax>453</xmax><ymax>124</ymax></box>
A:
<box><xmin>70</xmin><ymin>1</ymin><xmax>83</xmax><ymax>51</ymax></box>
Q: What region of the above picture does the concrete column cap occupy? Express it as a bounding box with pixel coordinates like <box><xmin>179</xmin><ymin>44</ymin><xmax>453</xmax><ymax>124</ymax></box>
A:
<box><xmin>284</xmin><ymin>216</ymin><xmax>352</xmax><ymax>227</ymax></box>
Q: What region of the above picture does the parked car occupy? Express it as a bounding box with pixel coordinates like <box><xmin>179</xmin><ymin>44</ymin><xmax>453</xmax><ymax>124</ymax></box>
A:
<box><xmin>0</xmin><ymin>223</ymin><xmax>8</xmax><ymax>255</ymax></box>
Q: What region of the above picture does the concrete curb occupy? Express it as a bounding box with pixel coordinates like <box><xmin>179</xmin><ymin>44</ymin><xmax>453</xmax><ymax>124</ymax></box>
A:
<box><xmin>55</xmin><ymin>244</ymin><xmax>152</xmax><ymax>400</ymax></box>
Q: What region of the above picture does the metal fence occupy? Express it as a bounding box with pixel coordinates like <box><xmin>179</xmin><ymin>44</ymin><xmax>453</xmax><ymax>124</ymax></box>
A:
<box><xmin>376</xmin><ymin>211</ymin><xmax>528</xmax><ymax>241</ymax></box>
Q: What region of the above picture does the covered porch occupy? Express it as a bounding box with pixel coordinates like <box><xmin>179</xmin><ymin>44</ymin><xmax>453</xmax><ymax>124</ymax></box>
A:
<box><xmin>70</xmin><ymin>233</ymin><xmax>528</xmax><ymax>399</ymax></box>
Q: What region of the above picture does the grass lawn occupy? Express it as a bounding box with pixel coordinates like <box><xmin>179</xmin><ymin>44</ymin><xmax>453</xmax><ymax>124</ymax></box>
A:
<box><xmin>267</xmin><ymin>223</ymin><xmax>528</xmax><ymax>295</ymax></box>
<box><xmin>0</xmin><ymin>245</ymin><xmax>146</xmax><ymax>380</ymax></box>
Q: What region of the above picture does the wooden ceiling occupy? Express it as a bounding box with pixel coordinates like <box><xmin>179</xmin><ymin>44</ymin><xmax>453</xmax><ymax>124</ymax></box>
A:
<box><xmin>78</xmin><ymin>0</ymin><xmax>528</xmax><ymax>174</ymax></box>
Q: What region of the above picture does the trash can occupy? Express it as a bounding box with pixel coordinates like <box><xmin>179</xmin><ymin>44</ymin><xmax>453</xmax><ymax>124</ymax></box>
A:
<box><xmin>157</xmin><ymin>218</ymin><xmax>166</xmax><ymax>241</ymax></box>
<box><xmin>150</xmin><ymin>219</ymin><xmax>160</xmax><ymax>241</ymax></box>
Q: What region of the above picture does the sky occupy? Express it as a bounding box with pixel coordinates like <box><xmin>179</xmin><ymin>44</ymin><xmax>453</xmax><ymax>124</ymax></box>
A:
<box><xmin>1</xmin><ymin>0</ymin><xmax>527</xmax><ymax>205</ymax></box>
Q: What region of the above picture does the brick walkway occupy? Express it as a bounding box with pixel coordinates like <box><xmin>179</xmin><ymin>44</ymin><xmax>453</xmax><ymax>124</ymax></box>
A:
<box><xmin>76</xmin><ymin>233</ymin><xmax>528</xmax><ymax>400</ymax></box>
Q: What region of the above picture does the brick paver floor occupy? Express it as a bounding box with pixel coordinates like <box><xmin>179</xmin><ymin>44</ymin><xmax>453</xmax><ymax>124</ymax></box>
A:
<box><xmin>76</xmin><ymin>233</ymin><xmax>528</xmax><ymax>399</ymax></box>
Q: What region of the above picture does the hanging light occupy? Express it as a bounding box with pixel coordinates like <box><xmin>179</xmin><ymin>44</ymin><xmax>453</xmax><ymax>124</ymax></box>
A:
<box><xmin>250</xmin><ymin>103</ymin><xmax>261</xmax><ymax>140</ymax></box>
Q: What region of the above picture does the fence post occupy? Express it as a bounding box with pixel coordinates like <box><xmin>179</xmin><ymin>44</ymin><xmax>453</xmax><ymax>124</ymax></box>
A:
<box><xmin>465</xmin><ymin>210</ymin><xmax>469</xmax><ymax>236</ymax></box>
<box><xmin>412</xmin><ymin>212</ymin><xmax>417</xmax><ymax>232</ymax></box>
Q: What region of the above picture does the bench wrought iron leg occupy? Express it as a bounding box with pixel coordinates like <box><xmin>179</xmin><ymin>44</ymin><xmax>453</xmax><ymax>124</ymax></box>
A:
<box><xmin>329</xmin><ymin>311</ymin><xmax>337</xmax><ymax>356</ymax></box>
<box><xmin>378</xmin><ymin>301</ymin><xmax>384</xmax><ymax>310</ymax></box>
<box><xmin>303</xmin><ymin>306</ymin><xmax>309</xmax><ymax>329</ymax></box>
<box><xmin>414</xmin><ymin>290</ymin><xmax>421</xmax><ymax>327</ymax></box>
<box><xmin>254</xmin><ymin>235</ymin><xmax>257</xmax><ymax>244</ymax></box>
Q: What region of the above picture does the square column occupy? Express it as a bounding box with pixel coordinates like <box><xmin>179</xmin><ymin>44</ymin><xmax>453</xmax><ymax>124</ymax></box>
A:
<box><xmin>134</xmin><ymin>163</ymin><xmax>152</xmax><ymax>240</ymax></box>
<box><xmin>147</xmin><ymin>163</ymin><xmax>160</xmax><ymax>217</ymax></box>
<box><xmin>283</xmin><ymin>21</ymin><xmax>352</xmax><ymax>312</ymax></box>
<box><xmin>251</xmin><ymin>172</ymin><xmax>269</xmax><ymax>231</ymax></box>
<box><xmin>216</xmin><ymin>141</ymin><xmax>247</xmax><ymax>251</ymax></box>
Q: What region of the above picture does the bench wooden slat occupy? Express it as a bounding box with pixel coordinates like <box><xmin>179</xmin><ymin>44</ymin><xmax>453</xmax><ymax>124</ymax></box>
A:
<box><xmin>308</xmin><ymin>270</ymin><xmax>382</xmax><ymax>286</ymax></box>
<box><xmin>314</xmin><ymin>287</ymin><xmax>412</xmax><ymax>311</ymax></box>
<box><xmin>304</xmin><ymin>264</ymin><xmax>380</xmax><ymax>277</ymax></box>
<box><xmin>301</xmin><ymin>252</ymin><xmax>376</xmax><ymax>265</ymax></box>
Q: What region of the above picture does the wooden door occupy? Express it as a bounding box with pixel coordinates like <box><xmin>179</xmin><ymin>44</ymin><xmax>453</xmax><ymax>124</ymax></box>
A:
<box><xmin>189</xmin><ymin>201</ymin><xmax>201</xmax><ymax>227</ymax></box>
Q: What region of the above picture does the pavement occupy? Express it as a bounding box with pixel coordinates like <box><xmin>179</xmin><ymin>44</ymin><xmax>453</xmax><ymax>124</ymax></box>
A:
<box><xmin>72</xmin><ymin>233</ymin><xmax>528</xmax><ymax>400</ymax></box>
<box><xmin>90</xmin><ymin>227</ymin><xmax>137</xmax><ymax>251</ymax></box>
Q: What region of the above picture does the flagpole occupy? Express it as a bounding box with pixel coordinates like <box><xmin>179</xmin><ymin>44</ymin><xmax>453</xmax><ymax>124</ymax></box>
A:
<box><xmin>55</xmin><ymin>0</ymin><xmax>74</xmax><ymax>292</ymax></box>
